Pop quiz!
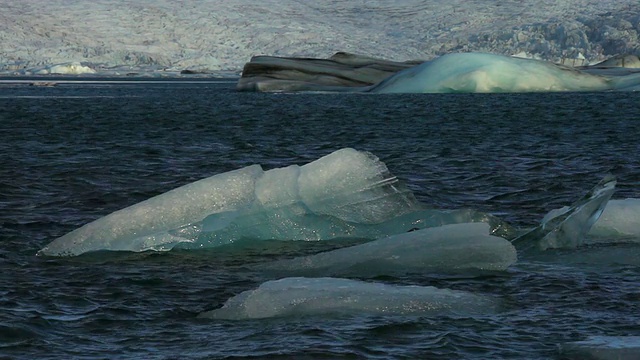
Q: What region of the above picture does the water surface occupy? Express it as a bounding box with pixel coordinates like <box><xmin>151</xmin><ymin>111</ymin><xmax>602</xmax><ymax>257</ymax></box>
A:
<box><xmin>1</xmin><ymin>81</ymin><xmax>639</xmax><ymax>359</ymax></box>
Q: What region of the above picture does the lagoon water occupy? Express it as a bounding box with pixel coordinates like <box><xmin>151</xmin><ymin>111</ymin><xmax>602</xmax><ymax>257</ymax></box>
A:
<box><xmin>1</xmin><ymin>80</ymin><xmax>640</xmax><ymax>359</ymax></box>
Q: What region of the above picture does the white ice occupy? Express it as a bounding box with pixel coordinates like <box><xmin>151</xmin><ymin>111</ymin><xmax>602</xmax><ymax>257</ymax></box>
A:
<box><xmin>368</xmin><ymin>53</ymin><xmax>640</xmax><ymax>93</ymax></box>
<box><xmin>559</xmin><ymin>336</ymin><xmax>640</xmax><ymax>360</ymax></box>
<box><xmin>261</xmin><ymin>223</ymin><xmax>517</xmax><ymax>277</ymax></box>
<box><xmin>1</xmin><ymin>0</ymin><xmax>639</xmax><ymax>74</ymax></box>
<box><xmin>588</xmin><ymin>199</ymin><xmax>640</xmax><ymax>241</ymax></box>
<box><xmin>198</xmin><ymin>277</ymin><xmax>500</xmax><ymax>320</ymax></box>
<box><xmin>38</xmin><ymin>165</ymin><xmax>263</xmax><ymax>256</ymax></box>
<box><xmin>33</xmin><ymin>62</ymin><xmax>97</xmax><ymax>75</ymax></box>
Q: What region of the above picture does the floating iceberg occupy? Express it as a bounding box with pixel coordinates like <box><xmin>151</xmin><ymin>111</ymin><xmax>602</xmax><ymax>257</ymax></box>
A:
<box><xmin>198</xmin><ymin>277</ymin><xmax>500</xmax><ymax>320</ymax></box>
<box><xmin>260</xmin><ymin>223</ymin><xmax>516</xmax><ymax>277</ymax></box>
<box><xmin>368</xmin><ymin>53</ymin><xmax>640</xmax><ymax>93</ymax></box>
<box><xmin>559</xmin><ymin>336</ymin><xmax>640</xmax><ymax>360</ymax></box>
<box><xmin>40</xmin><ymin>148</ymin><xmax>433</xmax><ymax>256</ymax></box>
<box><xmin>33</xmin><ymin>62</ymin><xmax>96</xmax><ymax>75</ymax></box>
<box><xmin>539</xmin><ymin>198</ymin><xmax>640</xmax><ymax>245</ymax></box>
<box><xmin>512</xmin><ymin>175</ymin><xmax>616</xmax><ymax>251</ymax></box>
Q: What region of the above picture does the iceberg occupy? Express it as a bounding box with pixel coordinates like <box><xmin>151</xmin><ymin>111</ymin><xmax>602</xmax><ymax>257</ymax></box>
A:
<box><xmin>34</xmin><ymin>62</ymin><xmax>96</xmax><ymax>75</ymax></box>
<box><xmin>39</xmin><ymin>148</ymin><xmax>429</xmax><ymax>256</ymax></box>
<box><xmin>540</xmin><ymin>199</ymin><xmax>640</xmax><ymax>244</ymax></box>
<box><xmin>260</xmin><ymin>223</ymin><xmax>517</xmax><ymax>277</ymax></box>
<box><xmin>198</xmin><ymin>277</ymin><xmax>500</xmax><ymax>320</ymax></box>
<box><xmin>368</xmin><ymin>53</ymin><xmax>640</xmax><ymax>93</ymax></box>
<box><xmin>559</xmin><ymin>336</ymin><xmax>640</xmax><ymax>360</ymax></box>
<box><xmin>512</xmin><ymin>175</ymin><xmax>616</xmax><ymax>251</ymax></box>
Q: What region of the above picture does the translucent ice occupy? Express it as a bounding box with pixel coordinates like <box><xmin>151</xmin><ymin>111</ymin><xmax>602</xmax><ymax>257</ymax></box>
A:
<box><xmin>261</xmin><ymin>223</ymin><xmax>517</xmax><ymax>277</ymax></box>
<box><xmin>39</xmin><ymin>148</ymin><xmax>424</xmax><ymax>256</ymax></box>
<box><xmin>513</xmin><ymin>175</ymin><xmax>616</xmax><ymax>250</ymax></box>
<box><xmin>368</xmin><ymin>53</ymin><xmax>640</xmax><ymax>93</ymax></box>
<box><xmin>198</xmin><ymin>277</ymin><xmax>500</xmax><ymax>320</ymax></box>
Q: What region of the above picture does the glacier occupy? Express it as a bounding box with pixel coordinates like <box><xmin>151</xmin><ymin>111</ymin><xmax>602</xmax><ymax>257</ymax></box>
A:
<box><xmin>1</xmin><ymin>0</ymin><xmax>640</xmax><ymax>75</ymax></box>
<box><xmin>33</xmin><ymin>62</ymin><xmax>97</xmax><ymax>75</ymax></box>
<box><xmin>198</xmin><ymin>277</ymin><xmax>500</xmax><ymax>320</ymax></box>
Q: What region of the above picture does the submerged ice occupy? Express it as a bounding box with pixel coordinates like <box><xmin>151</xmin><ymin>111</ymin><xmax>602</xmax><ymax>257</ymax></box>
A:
<box><xmin>198</xmin><ymin>277</ymin><xmax>500</xmax><ymax>320</ymax></box>
<box><xmin>261</xmin><ymin>223</ymin><xmax>517</xmax><ymax>277</ymax></box>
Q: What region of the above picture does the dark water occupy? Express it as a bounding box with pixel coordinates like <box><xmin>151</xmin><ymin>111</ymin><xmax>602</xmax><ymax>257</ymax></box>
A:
<box><xmin>1</xmin><ymin>81</ymin><xmax>640</xmax><ymax>359</ymax></box>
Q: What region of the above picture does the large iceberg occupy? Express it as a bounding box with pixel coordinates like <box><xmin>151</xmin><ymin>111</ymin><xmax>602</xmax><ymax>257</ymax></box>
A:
<box><xmin>368</xmin><ymin>53</ymin><xmax>640</xmax><ymax>93</ymax></box>
<box><xmin>260</xmin><ymin>223</ymin><xmax>516</xmax><ymax>277</ymax></box>
<box><xmin>198</xmin><ymin>277</ymin><xmax>500</xmax><ymax>320</ymax></box>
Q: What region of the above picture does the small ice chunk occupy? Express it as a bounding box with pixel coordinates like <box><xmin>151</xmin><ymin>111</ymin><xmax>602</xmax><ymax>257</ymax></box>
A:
<box><xmin>260</xmin><ymin>222</ymin><xmax>517</xmax><ymax>277</ymax></box>
<box><xmin>199</xmin><ymin>277</ymin><xmax>500</xmax><ymax>319</ymax></box>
